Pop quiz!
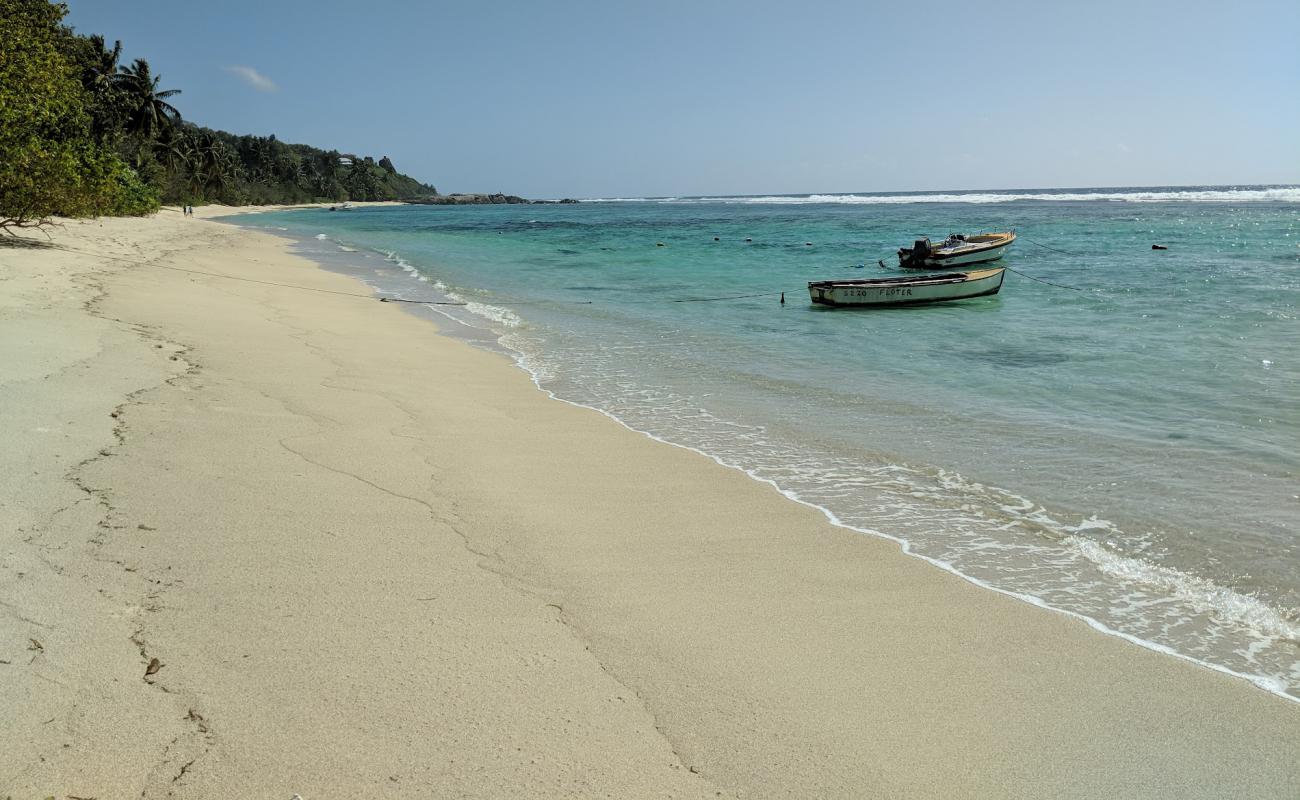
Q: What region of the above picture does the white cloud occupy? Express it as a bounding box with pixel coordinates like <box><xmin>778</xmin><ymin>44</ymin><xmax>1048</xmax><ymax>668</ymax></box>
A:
<box><xmin>224</xmin><ymin>65</ymin><xmax>278</xmax><ymax>93</ymax></box>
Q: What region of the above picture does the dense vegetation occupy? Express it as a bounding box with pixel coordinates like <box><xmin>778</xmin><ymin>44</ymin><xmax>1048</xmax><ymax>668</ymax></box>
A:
<box><xmin>0</xmin><ymin>0</ymin><xmax>436</xmax><ymax>234</ymax></box>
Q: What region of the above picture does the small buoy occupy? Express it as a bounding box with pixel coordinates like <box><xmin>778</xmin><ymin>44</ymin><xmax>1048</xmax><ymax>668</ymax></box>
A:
<box><xmin>1152</xmin><ymin>244</ymin><xmax>1168</xmax><ymax>250</ymax></box>
<box><xmin>780</xmin><ymin>292</ymin><xmax>785</xmax><ymax>305</ymax></box>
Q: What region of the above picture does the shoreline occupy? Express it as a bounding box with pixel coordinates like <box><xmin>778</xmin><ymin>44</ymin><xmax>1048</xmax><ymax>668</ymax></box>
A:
<box><xmin>2</xmin><ymin>209</ymin><xmax>1296</xmax><ymax>797</ymax></box>
<box><xmin>243</xmin><ymin>205</ymin><xmax>1300</xmax><ymax>705</ymax></box>
<box><xmin>501</xmin><ymin>317</ymin><xmax>1300</xmax><ymax>705</ymax></box>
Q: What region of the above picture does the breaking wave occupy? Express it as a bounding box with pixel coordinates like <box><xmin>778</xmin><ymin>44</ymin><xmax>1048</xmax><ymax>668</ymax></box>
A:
<box><xmin>589</xmin><ymin>187</ymin><xmax>1300</xmax><ymax>205</ymax></box>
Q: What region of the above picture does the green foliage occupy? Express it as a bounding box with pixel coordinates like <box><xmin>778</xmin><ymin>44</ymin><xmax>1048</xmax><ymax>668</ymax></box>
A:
<box><xmin>116</xmin><ymin>57</ymin><xmax>182</xmax><ymax>140</ymax></box>
<box><xmin>2</xmin><ymin>0</ymin><xmax>435</xmax><ymax>229</ymax></box>
<box><xmin>0</xmin><ymin>0</ymin><xmax>158</xmax><ymax>232</ymax></box>
<box><xmin>59</xmin><ymin>32</ymin><xmax>131</xmax><ymax>142</ymax></box>
<box><xmin>147</xmin><ymin>126</ymin><xmax>437</xmax><ymax>206</ymax></box>
<box><xmin>106</xmin><ymin>156</ymin><xmax>162</xmax><ymax>215</ymax></box>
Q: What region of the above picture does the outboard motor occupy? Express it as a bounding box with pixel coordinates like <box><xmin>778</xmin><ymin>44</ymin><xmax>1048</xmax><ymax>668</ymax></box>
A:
<box><xmin>899</xmin><ymin>236</ymin><xmax>932</xmax><ymax>269</ymax></box>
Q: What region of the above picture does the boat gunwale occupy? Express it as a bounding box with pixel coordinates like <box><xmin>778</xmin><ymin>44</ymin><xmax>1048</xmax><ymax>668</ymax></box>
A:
<box><xmin>807</xmin><ymin>280</ymin><xmax>1004</xmax><ymax>307</ymax></box>
<box><xmin>899</xmin><ymin>231</ymin><xmax>1019</xmax><ymax>262</ymax></box>
<box><xmin>924</xmin><ymin>231</ymin><xmax>1016</xmax><ymax>260</ymax></box>
<box><xmin>808</xmin><ymin>267</ymin><xmax>1002</xmax><ymax>290</ymax></box>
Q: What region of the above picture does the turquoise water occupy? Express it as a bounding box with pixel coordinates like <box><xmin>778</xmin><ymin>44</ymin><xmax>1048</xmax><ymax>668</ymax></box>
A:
<box><xmin>236</xmin><ymin>186</ymin><xmax>1300</xmax><ymax>699</ymax></box>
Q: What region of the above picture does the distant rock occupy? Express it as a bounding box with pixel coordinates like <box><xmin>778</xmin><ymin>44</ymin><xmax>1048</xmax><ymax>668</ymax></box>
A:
<box><xmin>410</xmin><ymin>193</ymin><xmax>530</xmax><ymax>205</ymax></box>
<box><xmin>408</xmin><ymin>193</ymin><xmax>579</xmax><ymax>206</ymax></box>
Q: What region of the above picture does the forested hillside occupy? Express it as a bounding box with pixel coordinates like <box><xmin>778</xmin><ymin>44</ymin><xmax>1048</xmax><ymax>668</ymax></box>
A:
<box><xmin>0</xmin><ymin>0</ymin><xmax>436</xmax><ymax>233</ymax></box>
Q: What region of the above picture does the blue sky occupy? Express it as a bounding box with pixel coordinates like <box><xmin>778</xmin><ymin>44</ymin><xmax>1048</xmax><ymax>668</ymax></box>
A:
<box><xmin>64</xmin><ymin>0</ymin><xmax>1299</xmax><ymax>198</ymax></box>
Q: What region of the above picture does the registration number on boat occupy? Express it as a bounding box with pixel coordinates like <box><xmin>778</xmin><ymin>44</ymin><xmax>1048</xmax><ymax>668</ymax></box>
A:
<box><xmin>847</xmin><ymin>288</ymin><xmax>912</xmax><ymax>297</ymax></box>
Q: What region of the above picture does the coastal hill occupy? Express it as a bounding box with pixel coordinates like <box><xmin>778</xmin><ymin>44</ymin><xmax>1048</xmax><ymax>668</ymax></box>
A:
<box><xmin>0</xmin><ymin>0</ymin><xmax>547</xmax><ymax>233</ymax></box>
<box><xmin>161</xmin><ymin>126</ymin><xmax>439</xmax><ymax>206</ymax></box>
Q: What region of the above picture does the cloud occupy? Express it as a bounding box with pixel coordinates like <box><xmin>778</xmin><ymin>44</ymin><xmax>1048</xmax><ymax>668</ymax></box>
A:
<box><xmin>224</xmin><ymin>65</ymin><xmax>278</xmax><ymax>93</ymax></box>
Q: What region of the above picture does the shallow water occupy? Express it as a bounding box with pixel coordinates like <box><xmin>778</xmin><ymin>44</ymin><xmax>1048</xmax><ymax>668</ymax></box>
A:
<box><xmin>236</xmin><ymin>186</ymin><xmax>1300</xmax><ymax>699</ymax></box>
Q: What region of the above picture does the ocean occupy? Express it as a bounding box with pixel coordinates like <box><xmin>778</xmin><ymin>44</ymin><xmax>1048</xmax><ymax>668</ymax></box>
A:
<box><xmin>234</xmin><ymin>185</ymin><xmax>1300</xmax><ymax>700</ymax></box>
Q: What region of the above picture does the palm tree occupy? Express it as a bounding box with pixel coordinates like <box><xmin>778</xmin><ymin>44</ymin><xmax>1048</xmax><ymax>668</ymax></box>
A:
<box><xmin>85</xmin><ymin>35</ymin><xmax>122</xmax><ymax>91</ymax></box>
<box><xmin>116</xmin><ymin>58</ymin><xmax>182</xmax><ymax>140</ymax></box>
<box><xmin>77</xmin><ymin>35</ymin><xmax>129</xmax><ymax>140</ymax></box>
<box><xmin>191</xmin><ymin>136</ymin><xmax>240</xmax><ymax>199</ymax></box>
<box><xmin>154</xmin><ymin>127</ymin><xmax>193</xmax><ymax>174</ymax></box>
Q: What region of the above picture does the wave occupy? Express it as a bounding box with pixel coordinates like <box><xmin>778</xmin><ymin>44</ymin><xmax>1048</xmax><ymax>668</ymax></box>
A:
<box><xmin>496</xmin><ymin>339</ymin><xmax>1300</xmax><ymax>702</ymax></box>
<box><xmin>589</xmin><ymin>187</ymin><xmax>1300</xmax><ymax>205</ymax></box>
<box><xmin>379</xmin><ymin>249</ymin><xmax>521</xmax><ymax>328</ymax></box>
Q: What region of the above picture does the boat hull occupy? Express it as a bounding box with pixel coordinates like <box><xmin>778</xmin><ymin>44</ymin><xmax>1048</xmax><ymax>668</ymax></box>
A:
<box><xmin>808</xmin><ymin>268</ymin><xmax>1005</xmax><ymax>307</ymax></box>
<box><xmin>899</xmin><ymin>232</ymin><xmax>1016</xmax><ymax>269</ymax></box>
<box><xmin>922</xmin><ymin>241</ymin><xmax>1011</xmax><ymax>267</ymax></box>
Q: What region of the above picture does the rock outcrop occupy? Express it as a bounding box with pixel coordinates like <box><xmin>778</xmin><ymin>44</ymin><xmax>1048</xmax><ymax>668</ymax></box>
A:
<box><xmin>408</xmin><ymin>194</ymin><xmax>580</xmax><ymax>205</ymax></box>
<box><xmin>411</xmin><ymin>193</ymin><xmax>529</xmax><ymax>205</ymax></box>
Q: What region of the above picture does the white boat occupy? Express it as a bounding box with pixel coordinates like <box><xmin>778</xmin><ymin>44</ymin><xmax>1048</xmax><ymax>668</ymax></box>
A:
<box><xmin>808</xmin><ymin>267</ymin><xmax>1005</xmax><ymax>307</ymax></box>
<box><xmin>898</xmin><ymin>231</ymin><xmax>1016</xmax><ymax>269</ymax></box>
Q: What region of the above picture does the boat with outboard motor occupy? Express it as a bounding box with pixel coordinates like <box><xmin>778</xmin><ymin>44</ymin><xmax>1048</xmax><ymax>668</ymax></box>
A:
<box><xmin>808</xmin><ymin>267</ymin><xmax>1005</xmax><ymax>307</ymax></box>
<box><xmin>898</xmin><ymin>231</ymin><xmax>1016</xmax><ymax>269</ymax></box>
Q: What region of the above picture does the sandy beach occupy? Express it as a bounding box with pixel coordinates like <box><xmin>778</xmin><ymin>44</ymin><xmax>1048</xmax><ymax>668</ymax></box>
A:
<box><xmin>1</xmin><ymin>207</ymin><xmax>1296</xmax><ymax>798</ymax></box>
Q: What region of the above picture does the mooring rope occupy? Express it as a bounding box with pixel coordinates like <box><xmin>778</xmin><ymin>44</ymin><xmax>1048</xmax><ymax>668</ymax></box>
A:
<box><xmin>1019</xmin><ymin>236</ymin><xmax>1082</xmax><ymax>257</ymax></box>
<box><xmin>894</xmin><ymin>226</ymin><xmax>1089</xmax><ymax>291</ymax></box>
<box><xmin>1002</xmin><ymin>265</ymin><xmax>1086</xmax><ymax>291</ymax></box>
<box><xmin>666</xmin><ymin>289</ymin><xmax>790</xmax><ymax>303</ymax></box>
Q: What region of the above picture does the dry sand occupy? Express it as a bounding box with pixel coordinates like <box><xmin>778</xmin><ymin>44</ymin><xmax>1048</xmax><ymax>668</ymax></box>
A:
<box><xmin>1</xmin><ymin>207</ymin><xmax>1296</xmax><ymax>798</ymax></box>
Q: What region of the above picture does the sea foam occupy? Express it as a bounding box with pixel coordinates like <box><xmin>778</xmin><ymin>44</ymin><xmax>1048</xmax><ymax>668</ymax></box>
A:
<box><xmin>589</xmin><ymin>187</ymin><xmax>1300</xmax><ymax>205</ymax></box>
